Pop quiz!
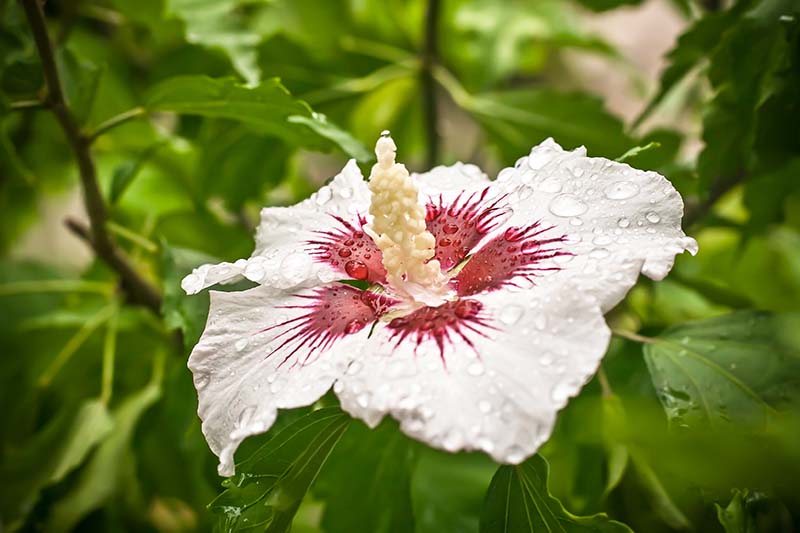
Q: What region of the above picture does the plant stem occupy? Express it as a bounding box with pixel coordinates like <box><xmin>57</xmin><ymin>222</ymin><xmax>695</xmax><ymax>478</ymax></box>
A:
<box><xmin>88</xmin><ymin>106</ymin><xmax>146</xmax><ymax>143</ymax></box>
<box><xmin>420</xmin><ymin>0</ymin><xmax>441</xmax><ymax>169</ymax></box>
<box><xmin>10</xmin><ymin>99</ymin><xmax>44</xmax><ymax>110</ymax></box>
<box><xmin>612</xmin><ymin>328</ymin><xmax>656</xmax><ymax>344</ymax></box>
<box><xmin>21</xmin><ymin>0</ymin><xmax>162</xmax><ymax>313</ymax></box>
<box><xmin>597</xmin><ymin>366</ymin><xmax>614</xmax><ymax>397</ymax></box>
<box><xmin>100</xmin><ymin>309</ymin><xmax>118</xmax><ymax>404</ymax></box>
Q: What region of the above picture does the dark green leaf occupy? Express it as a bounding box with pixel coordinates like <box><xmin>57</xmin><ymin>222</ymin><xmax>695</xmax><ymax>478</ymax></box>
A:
<box><xmin>146</xmin><ymin>76</ymin><xmax>370</xmax><ymax>161</ymax></box>
<box><xmin>0</xmin><ymin>399</ymin><xmax>113</xmax><ymax>528</ymax></box>
<box><xmin>644</xmin><ymin>311</ymin><xmax>800</xmax><ymax>428</ymax></box>
<box><xmin>210</xmin><ymin>407</ymin><xmax>350</xmax><ymax>532</ymax></box>
<box><xmin>316</xmin><ymin>420</ymin><xmax>417</xmax><ymax>533</ymax></box>
<box><xmin>479</xmin><ymin>454</ymin><xmax>633</xmax><ymax>532</ymax></box>
<box><xmin>45</xmin><ymin>379</ymin><xmax>162</xmax><ymax>532</ymax></box>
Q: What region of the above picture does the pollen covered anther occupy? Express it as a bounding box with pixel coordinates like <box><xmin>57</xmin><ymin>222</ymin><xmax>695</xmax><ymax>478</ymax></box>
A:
<box><xmin>367</xmin><ymin>134</ymin><xmax>450</xmax><ymax>304</ymax></box>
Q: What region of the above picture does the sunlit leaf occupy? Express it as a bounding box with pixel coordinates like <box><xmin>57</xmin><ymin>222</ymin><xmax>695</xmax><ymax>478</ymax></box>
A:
<box><xmin>146</xmin><ymin>76</ymin><xmax>371</xmax><ymax>161</ymax></box>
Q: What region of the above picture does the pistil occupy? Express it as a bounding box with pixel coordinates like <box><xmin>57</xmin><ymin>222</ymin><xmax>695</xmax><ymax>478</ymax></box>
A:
<box><xmin>367</xmin><ymin>132</ymin><xmax>450</xmax><ymax>305</ymax></box>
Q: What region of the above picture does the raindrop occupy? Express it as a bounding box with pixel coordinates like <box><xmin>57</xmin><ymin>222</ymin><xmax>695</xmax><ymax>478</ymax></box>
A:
<box><xmin>548</xmin><ymin>194</ymin><xmax>588</xmax><ymax>217</ymax></box>
<box><xmin>646</xmin><ymin>211</ymin><xmax>661</xmax><ymax>224</ymax></box>
<box><xmin>605</xmin><ymin>181</ymin><xmax>640</xmax><ymax>200</ymax></box>
<box><xmin>346</xmin><ymin>361</ymin><xmax>363</xmax><ymax>375</ymax></box>
<box><xmin>194</xmin><ymin>373</ymin><xmax>210</xmax><ymax>390</ymax></box>
<box><xmin>592</xmin><ymin>235</ymin><xmax>613</xmax><ymax>246</ymax></box>
<box><xmin>333</xmin><ymin>381</ymin><xmax>344</xmax><ymax>393</ymax></box>
<box><xmin>551</xmin><ymin>382</ymin><xmax>574</xmax><ymax>403</ymax></box>
<box><xmin>527</xmin><ymin>150</ymin><xmax>553</xmax><ymax>170</ymax></box>
<box><xmin>315</xmin><ymin>186</ymin><xmax>332</xmax><ymax>205</ymax></box>
<box><xmin>338</xmin><ymin>248</ymin><xmax>352</xmax><ymax>258</ymax></box>
<box><xmin>534</xmin><ymin>315</ymin><xmax>547</xmax><ymax>330</ymax></box>
<box><xmin>517</xmin><ymin>186</ymin><xmax>534</xmax><ymax>200</ymax></box>
<box><xmin>499</xmin><ymin>305</ymin><xmax>524</xmax><ymax>325</ymax></box>
<box><xmin>539</xmin><ymin>354</ymin><xmax>553</xmax><ymax>366</ymax></box>
<box><xmin>589</xmin><ymin>248</ymin><xmax>610</xmax><ymax>259</ymax></box>
<box><xmin>280</xmin><ymin>253</ymin><xmax>313</xmax><ymax>283</ymax></box>
<box><xmin>344</xmin><ymin>319</ymin><xmax>364</xmax><ymax>334</ymax></box>
<box><xmin>617</xmin><ymin>217</ymin><xmax>630</xmax><ymax>228</ymax></box>
<box><xmin>338</xmin><ymin>186</ymin><xmax>353</xmax><ymax>199</ymax></box>
<box><xmin>443</xmin><ymin>430</ymin><xmax>463</xmax><ymax>451</ymax></box>
<box><xmin>537</xmin><ymin>176</ymin><xmax>562</xmax><ymax>193</ymax></box>
<box><xmin>345</xmin><ymin>260</ymin><xmax>368</xmax><ymax>280</ymax></box>
<box><xmin>443</xmin><ymin>223</ymin><xmax>459</xmax><ymax>235</ymax></box>
<box><xmin>569</xmin><ymin>217</ymin><xmax>583</xmax><ymax>226</ymax></box>
<box><xmin>478</xmin><ymin>400</ymin><xmax>492</xmax><ymax>414</ymax></box>
<box><xmin>467</xmin><ymin>362</ymin><xmax>485</xmax><ymax>376</ymax></box>
<box><xmin>506</xmin><ymin>445</ymin><xmax>526</xmax><ymax>463</ymax></box>
<box><xmin>357</xmin><ymin>393</ymin><xmax>370</xmax><ymax>408</ymax></box>
<box><xmin>235</xmin><ymin>338</ymin><xmax>249</xmax><ymax>352</ymax></box>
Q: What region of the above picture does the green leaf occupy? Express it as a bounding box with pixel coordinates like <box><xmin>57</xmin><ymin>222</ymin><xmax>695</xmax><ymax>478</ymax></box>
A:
<box><xmin>457</xmin><ymin>87</ymin><xmax>632</xmax><ymax>160</ymax></box>
<box><xmin>479</xmin><ymin>454</ymin><xmax>633</xmax><ymax>532</ymax></box>
<box><xmin>635</xmin><ymin>4</ymin><xmax>750</xmax><ymax>125</ymax></box>
<box><xmin>644</xmin><ymin>311</ymin><xmax>800</xmax><ymax>428</ymax></box>
<box><xmin>0</xmin><ymin>399</ymin><xmax>113</xmax><ymax>528</ymax></box>
<box><xmin>146</xmin><ymin>76</ymin><xmax>370</xmax><ymax>161</ymax></box>
<box><xmin>628</xmin><ymin>451</ymin><xmax>691</xmax><ymax>530</ymax></box>
<box><xmin>210</xmin><ymin>407</ymin><xmax>350</xmax><ymax>532</ymax></box>
<box><xmin>45</xmin><ymin>377</ymin><xmax>162</xmax><ymax>532</ymax></box>
<box><xmin>161</xmin><ymin>244</ymin><xmax>214</xmax><ymax>350</ymax></box>
<box><xmin>109</xmin><ymin>143</ymin><xmax>163</xmax><ymax>205</ymax></box>
<box><xmin>315</xmin><ymin>420</ymin><xmax>417</xmax><ymax>533</ymax></box>
<box><xmin>615</xmin><ymin>142</ymin><xmax>661</xmax><ymax>164</ymax></box>
<box><xmin>165</xmin><ymin>0</ymin><xmax>263</xmax><ymax>85</ymax></box>
<box><xmin>411</xmin><ymin>451</ymin><xmax>496</xmax><ymax>533</ymax></box>
<box><xmin>716</xmin><ymin>490</ymin><xmax>757</xmax><ymax>533</ymax></box>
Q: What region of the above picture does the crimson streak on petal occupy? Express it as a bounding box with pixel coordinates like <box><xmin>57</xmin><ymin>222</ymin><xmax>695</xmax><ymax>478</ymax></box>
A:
<box><xmin>426</xmin><ymin>188</ymin><xmax>511</xmax><ymax>271</ymax></box>
<box><xmin>387</xmin><ymin>299</ymin><xmax>494</xmax><ymax>363</ymax></box>
<box><xmin>261</xmin><ymin>285</ymin><xmax>392</xmax><ymax>368</ymax></box>
<box><xmin>452</xmin><ymin>223</ymin><xmax>569</xmax><ymax>296</ymax></box>
<box><xmin>307</xmin><ymin>214</ymin><xmax>387</xmax><ymax>283</ymax></box>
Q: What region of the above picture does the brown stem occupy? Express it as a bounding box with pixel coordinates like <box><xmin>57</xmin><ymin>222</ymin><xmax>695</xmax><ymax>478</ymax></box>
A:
<box><xmin>21</xmin><ymin>0</ymin><xmax>162</xmax><ymax>313</ymax></box>
<box><xmin>420</xmin><ymin>0</ymin><xmax>441</xmax><ymax>169</ymax></box>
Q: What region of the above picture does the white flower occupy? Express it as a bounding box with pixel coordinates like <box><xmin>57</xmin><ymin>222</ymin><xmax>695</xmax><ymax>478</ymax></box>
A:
<box><xmin>184</xmin><ymin>135</ymin><xmax>698</xmax><ymax>476</ymax></box>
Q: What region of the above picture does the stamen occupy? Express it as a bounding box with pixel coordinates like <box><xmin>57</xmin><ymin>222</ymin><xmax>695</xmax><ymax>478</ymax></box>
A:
<box><xmin>367</xmin><ymin>133</ymin><xmax>450</xmax><ymax>305</ymax></box>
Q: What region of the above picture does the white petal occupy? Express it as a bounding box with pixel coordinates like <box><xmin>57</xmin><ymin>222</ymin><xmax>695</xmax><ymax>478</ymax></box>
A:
<box><xmin>493</xmin><ymin>138</ymin><xmax>697</xmax><ymax>311</ymax></box>
<box><xmin>413</xmin><ymin>162</ymin><xmax>490</xmax><ymax>203</ymax></box>
<box><xmin>189</xmin><ymin>284</ymin><xmax>370</xmax><ymax>476</ymax></box>
<box><xmin>335</xmin><ymin>283</ymin><xmax>609</xmax><ymax>464</ymax></box>
<box><xmin>181</xmin><ymin>159</ymin><xmax>371</xmax><ymax>294</ymax></box>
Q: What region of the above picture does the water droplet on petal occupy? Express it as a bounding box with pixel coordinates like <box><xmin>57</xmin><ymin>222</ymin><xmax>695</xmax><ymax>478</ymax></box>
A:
<box><xmin>345</xmin><ymin>260</ymin><xmax>368</xmax><ymax>280</ymax></box>
<box><xmin>235</xmin><ymin>338</ymin><xmax>249</xmax><ymax>352</ymax></box>
<box><xmin>478</xmin><ymin>400</ymin><xmax>492</xmax><ymax>414</ymax></box>
<box><xmin>338</xmin><ymin>186</ymin><xmax>353</xmax><ymax>199</ymax></box>
<box><xmin>344</xmin><ymin>319</ymin><xmax>365</xmax><ymax>334</ymax></box>
<box><xmin>646</xmin><ymin>211</ymin><xmax>661</xmax><ymax>224</ymax></box>
<box><xmin>537</xmin><ymin>176</ymin><xmax>562</xmax><ymax>193</ymax></box>
<box><xmin>617</xmin><ymin>217</ymin><xmax>630</xmax><ymax>228</ymax></box>
<box><xmin>443</xmin><ymin>223</ymin><xmax>459</xmax><ymax>235</ymax></box>
<box><xmin>605</xmin><ymin>181</ymin><xmax>640</xmax><ymax>200</ymax></box>
<box><xmin>333</xmin><ymin>381</ymin><xmax>344</xmax><ymax>393</ymax></box>
<box><xmin>548</xmin><ymin>194</ymin><xmax>588</xmax><ymax>217</ymax></box>
<box><xmin>569</xmin><ymin>217</ymin><xmax>583</xmax><ymax>226</ymax></box>
<box><xmin>357</xmin><ymin>393</ymin><xmax>370</xmax><ymax>408</ymax></box>
<box><xmin>194</xmin><ymin>373</ymin><xmax>209</xmax><ymax>390</ymax></box>
<box><xmin>315</xmin><ymin>186</ymin><xmax>332</xmax><ymax>205</ymax></box>
<box><xmin>467</xmin><ymin>362</ymin><xmax>485</xmax><ymax>376</ymax></box>
<box><xmin>506</xmin><ymin>445</ymin><xmax>526</xmax><ymax>463</ymax></box>
<box><xmin>443</xmin><ymin>430</ymin><xmax>463</xmax><ymax>451</ymax></box>
<box><xmin>589</xmin><ymin>248</ymin><xmax>610</xmax><ymax>259</ymax></box>
<box><xmin>534</xmin><ymin>315</ymin><xmax>547</xmax><ymax>330</ymax></box>
<box><xmin>346</xmin><ymin>361</ymin><xmax>363</xmax><ymax>375</ymax></box>
<box><xmin>499</xmin><ymin>305</ymin><xmax>524</xmax><ymax>325</ymax></box>
<box><xmin>592</xmin><ymin>235</ymin><xmax>613</xmax><ymax>246</ymax></box>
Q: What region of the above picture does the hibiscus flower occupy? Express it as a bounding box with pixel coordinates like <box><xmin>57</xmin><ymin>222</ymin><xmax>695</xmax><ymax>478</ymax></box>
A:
<box><xmin>183</xmin><ymin>133</ymin><xmax>697</xmax><ymax>476</ymax></box>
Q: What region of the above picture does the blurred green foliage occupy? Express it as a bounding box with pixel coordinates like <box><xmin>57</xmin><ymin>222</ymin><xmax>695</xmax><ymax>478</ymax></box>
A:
<box><xmin>1</xmin><ymin>0</ymin><xmax>799</xmax><ymax>531</ymax></box>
